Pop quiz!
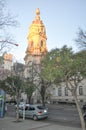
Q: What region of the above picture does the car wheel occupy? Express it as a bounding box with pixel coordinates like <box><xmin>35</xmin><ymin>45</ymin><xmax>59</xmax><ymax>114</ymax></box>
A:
<box><xmin>33</xmin><ymin>115</ymin><xmax>38</xmax><ymax>121</ymax></box>
<box><xmin>45</xmin><ymin>116</ymin><xmax>48</xmax><ymax>119</ymax></box>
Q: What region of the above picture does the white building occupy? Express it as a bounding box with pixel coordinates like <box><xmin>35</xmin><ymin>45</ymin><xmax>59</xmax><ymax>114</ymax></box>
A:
<box><xmin>48</xmin><ymin>79</ymin><xmax>86</xmax><ymax>104</ymax></box>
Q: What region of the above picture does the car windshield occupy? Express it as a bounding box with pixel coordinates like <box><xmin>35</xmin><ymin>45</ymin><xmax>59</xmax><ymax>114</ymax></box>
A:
<box><xmin>37</xmin><ymin>106</ymin><xmax>46</xmax><ymax>110</ymax></box>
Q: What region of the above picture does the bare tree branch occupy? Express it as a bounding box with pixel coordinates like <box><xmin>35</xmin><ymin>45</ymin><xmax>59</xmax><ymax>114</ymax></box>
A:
<box><xmin>0</xmin><ymin>0</ymin><xmax>19</xmax><ymax>54</ymax></box>
<box><xmin>75</xmin><ymin>28</ymin><xmax>86</xmax><ymax>49</ymax></box>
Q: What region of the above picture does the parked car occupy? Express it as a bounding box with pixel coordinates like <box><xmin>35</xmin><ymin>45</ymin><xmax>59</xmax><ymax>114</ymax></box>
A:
<box><xmin>82</xmin><ymin>104</ymin><xmax>86</xmax><ymax>112</ymax></box>
<box><xmin>83</xmin><ymin>112</ymin><xmax>86</xmax><ymax>120</ymax></box>
<box><xmin>19</xmin><ymin>104</ymin><xmax>48</xmax><ymax>120</ymax></box>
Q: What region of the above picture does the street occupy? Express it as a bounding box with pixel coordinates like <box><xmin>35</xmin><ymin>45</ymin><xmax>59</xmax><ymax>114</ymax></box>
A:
<box><xmin>5</xmin><ymin>103</ymin><xmax>81</xmax><ymax>128</ymax></box>
<box><xmin>46</xmin><ymin>104</ymin><xmax>81</xmax><ymax>127</ymax></box>
<box><xmin>0</xmin><ymin>116</ymin><xmax>81</xmax><ymax>130</ymax></box>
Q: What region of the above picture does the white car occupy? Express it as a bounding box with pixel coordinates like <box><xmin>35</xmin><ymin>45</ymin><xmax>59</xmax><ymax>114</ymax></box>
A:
<box><xmin>19</xmin><ymin>104</ymin><xmax>48</xmax><ymax>120</ymax></box>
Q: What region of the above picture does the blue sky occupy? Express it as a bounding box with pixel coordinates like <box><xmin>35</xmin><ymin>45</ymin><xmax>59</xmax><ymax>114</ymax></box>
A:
<box><xmin>6</xmin><ymin>0</ymin><xmax>86</xmax><ymax>63</ymax></box>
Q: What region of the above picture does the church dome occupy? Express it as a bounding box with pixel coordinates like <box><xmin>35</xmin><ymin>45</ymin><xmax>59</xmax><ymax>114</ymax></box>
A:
<box><xmin>27</xmin><ymin>8</ymin><xmax>47</xmax><ymax>40</ymax></box>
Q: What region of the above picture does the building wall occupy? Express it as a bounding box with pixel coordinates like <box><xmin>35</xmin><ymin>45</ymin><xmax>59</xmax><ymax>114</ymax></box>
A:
<box><xmin>49</xmin><ymin>79</ymin><xmax>86</xmax><ymax>104</ymax></box>
<box><xmin>3</xmin><ymin>53</ymin><xmax>13</xmax><ymax>71</ymax></box>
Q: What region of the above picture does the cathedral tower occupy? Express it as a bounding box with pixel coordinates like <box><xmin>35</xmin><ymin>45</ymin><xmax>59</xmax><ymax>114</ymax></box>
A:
<box><xmin>24</xmin><ymin>8</ymin><xmax>47</xmax><ymax>66</ymax></box>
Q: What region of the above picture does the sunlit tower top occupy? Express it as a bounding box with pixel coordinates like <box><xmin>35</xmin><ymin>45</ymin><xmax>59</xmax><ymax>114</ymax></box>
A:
<box><xmin>24</xmin><ymin>8</ymin><xmax>48</xmax><ymax>65</ymax></box>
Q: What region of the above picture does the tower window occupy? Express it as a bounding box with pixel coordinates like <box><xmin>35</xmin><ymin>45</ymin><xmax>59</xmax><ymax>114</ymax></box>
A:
<box><xmin>40</xmin><ymin>41</ymin><xmax>43</xmax><ymax>47</ymax></box>
<box><xmin>31</xmin><ymin>42</ymin><xmax>33</xmax><ymax>47</ymax></box>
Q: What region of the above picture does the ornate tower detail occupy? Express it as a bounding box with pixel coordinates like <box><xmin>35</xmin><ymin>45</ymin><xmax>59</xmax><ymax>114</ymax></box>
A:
<box><xmin>24</xmin><ymin>8</ymin><xmax>47</xmax><ymax>66</ymax></box>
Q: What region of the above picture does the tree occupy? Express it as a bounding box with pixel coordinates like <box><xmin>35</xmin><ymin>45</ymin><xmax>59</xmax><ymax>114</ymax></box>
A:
<box><xmin>33</xmin><ymin>72</ymin><xmax>51</xmax><ymax>106</ymax></box>
<box><xmin>38</xmin><ymin>78</ymin><xmax>51</xmax><ymax>106</ymax></box>
<box><xmin>4</xmin><ymin>75</ymin><xmax>24</xmax><ymax>122</ymax></box>
<box><xmin>0</xmin><ymin>0</ymin><xmax>18</xmax><ymax>54</ymax></box>
<box><xmin>33</xmin><ymin>63</ymin><xmax>52</xmax><ymax>106</ymax></box>
<box><xmin>26</xmin><ymin>62</ymin><xmax>52</xmax><ymax>106</ymax></box>
<box><xmin>41</xmin><ymin>45</ymin><xmax>86</xmax><ymax>130</ymax></box>
<box><xmin>24</xmin><ymin>78</ymin><xmax>35</xmax><ymax>104</ymax></box>
<box><xmin>76</xmin><ymin>28</ymin><xmax>86</xmax><ymax>50</ymax></box>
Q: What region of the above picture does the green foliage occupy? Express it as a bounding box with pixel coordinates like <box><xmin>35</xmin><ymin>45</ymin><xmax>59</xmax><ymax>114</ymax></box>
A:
<box><xmin>41</xmin><ymin>46</ymin><xmax>73</xmax><ymax>82</ymax></box>
<box><xmin>74</xmin><ymin>50</ymin><xmax>86</xmax><ymax>77</ymax></box>
<box><xmin>24</xmin><ymin>78</ymin><xmax>35</xmax><ymax>97</ymax></box>
<box><xmin>41</xmin><ymin>48</ymin><xmax>61</xmax><ymax>82</ymax></box>
<box><xmin>41</xmin><ymin>45</ymin><xmax>86</xmax><ymax>84</ymax></box>
<box><xmin>0</xmin><ymin>75</ymin><xmax>24</xmax><ymax>96</ymax></box>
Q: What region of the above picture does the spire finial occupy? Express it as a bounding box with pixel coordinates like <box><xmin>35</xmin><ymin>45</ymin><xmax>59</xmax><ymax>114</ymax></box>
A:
<box><xmin>35</xmin><ymin>8</ymin><xmax>40</xmax><ymax>20</ymax></box>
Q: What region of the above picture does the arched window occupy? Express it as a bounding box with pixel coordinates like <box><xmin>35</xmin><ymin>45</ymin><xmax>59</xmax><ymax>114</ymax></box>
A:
<box><xmin>40</xmin><ymin>41</ymin><xmax>43</xmax><ymax>47</ymax></box>
<box><xmin>31</xmin><ymin>42</ymin><xmax>33</xmax><ymax>47</ymax></box>
<box><xmin>79</xmin><ymin>86</ymin><xmax>83</xmax><ymax>95</ymax></box>
<box><xmin>58</xmin><ymin>87</ymin><xmax>62</xmax><ymax>96</ymax></box>
<box><xmin>65</xmin><ymin>87</ymin><xmax>68</xmax><ymax>96</ymax></box>
<box><xmin>53</xmin><ymin>88</ymin><xmax>56</xmax><ymax>96</ymax></box>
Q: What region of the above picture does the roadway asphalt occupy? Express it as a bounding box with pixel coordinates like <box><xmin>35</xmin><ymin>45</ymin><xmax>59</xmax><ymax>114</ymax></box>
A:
<box><xmin>0</xmin><ymin>116</ymin><xmax>82</xmax><ymax>130</ymax></box>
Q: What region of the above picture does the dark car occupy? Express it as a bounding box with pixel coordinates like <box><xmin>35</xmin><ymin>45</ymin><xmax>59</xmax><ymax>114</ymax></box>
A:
<box><xmin>83</xmin><ymin>112</ymin><xmax>86</xmax><ymax>120</ymax></box>
<box><xmin>19</xmin><ymin>104</ymin><xmax>48</xmax><ymax>120</ymax></box>
<box><xmin>82</xmin><ymin>104</ymin><xmax>86</xmax><ymax>112</ymax></box>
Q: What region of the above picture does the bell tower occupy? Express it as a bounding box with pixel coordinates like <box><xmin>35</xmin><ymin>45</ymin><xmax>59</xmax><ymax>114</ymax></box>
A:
<box><xmin>24</xmin><ymin>8</ymin><xmax>47</xmax><ymax>67</ymax></box>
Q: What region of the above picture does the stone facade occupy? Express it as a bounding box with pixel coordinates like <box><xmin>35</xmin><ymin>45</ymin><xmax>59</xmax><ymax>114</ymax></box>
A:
<box><xmin>48</xmin><ymin>79</ymin><xmax>86</xmax><ymax>104</ymax></box>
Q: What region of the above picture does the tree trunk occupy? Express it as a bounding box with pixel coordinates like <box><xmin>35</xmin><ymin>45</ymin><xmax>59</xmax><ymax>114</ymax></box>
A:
<box><xmin>27</xmin><ymin>95</ymin><xmax>31</xmax><ymax>104</ymax></box>
<box><xmin>41</xmin><ymin>95</ymin><xmax>45</xmax><ymax>106</ymax></box>
<box><xmin>73</xmin><ymin>95</ymin><xmax>86</xmax><ymax>130</ymax></box>
<box><xmin>16</xmin><ymin>92</ymin><xmax>20</xmax><ymax>122</ymax></box>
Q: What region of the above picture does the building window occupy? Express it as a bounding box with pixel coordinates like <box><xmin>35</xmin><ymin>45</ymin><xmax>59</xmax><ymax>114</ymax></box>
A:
<box><xmin>53</xmin><ymin>88</ymin><xmax>56</xmax><ymax>96</ymax></box>
<box><xmin>58</xmin><ymin>87</ymin><xmax>62</xmax><ymax>96</ymax></box>
<box><xmin>40</xmin><ymin>41</ymin><xmax>43</xmax><ymax>47</ymax></box>
<box><xmin>79</xmin><ymin>86</ymin><xmax>83</xmax><ymax>95</ymax></box>
<box><xmin>31</xmin><ymin>42</ymin><xmax>33</xmax><ymax>47</ymax></box>
<box><xmin>65</xmin><ymin>87</ymin><xmax>68</xmax><ymax>96</ymax></box>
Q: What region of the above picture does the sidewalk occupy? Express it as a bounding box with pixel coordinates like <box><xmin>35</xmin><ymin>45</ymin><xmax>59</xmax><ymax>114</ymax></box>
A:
<box><xmin>0</xmin><ymin>117</ymin><xmax>82</xmax><ymax>130</ymax></box>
